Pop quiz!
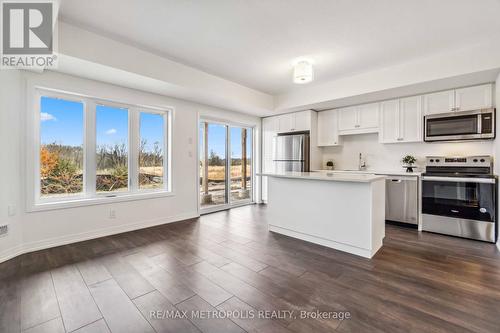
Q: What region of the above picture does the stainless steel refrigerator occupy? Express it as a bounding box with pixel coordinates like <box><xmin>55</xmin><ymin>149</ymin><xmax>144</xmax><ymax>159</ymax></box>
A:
<box><xmin>273</xmin><ymin>132</ymin><xmax>310</xmax><ymax>172</ymax></box>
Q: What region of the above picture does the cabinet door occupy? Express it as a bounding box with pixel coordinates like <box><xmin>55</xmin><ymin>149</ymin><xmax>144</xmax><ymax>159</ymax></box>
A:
<box><xmin>338</xmin><ymin>107</ymin><xmax>357</xmax><ymax>131</ymax></box>
<box><xmin>423</xmin><ymin>90</ymin><xmax>455</xmax><ymax>115</ymax></box>
<box><xmin>357</xmin><ymin>102</ymin><xmax>379</xmax><ymax>130</ymax></box>
<box><xmin>455</xmin><ymin>84</ymin><xmax>492</xmax><ymax>111</ymax></box>
<box><xmin>317</xmin><ymin>109</ymin><xmax>340</xmax><ymax>146</ymax></box>
<box><xmin>262</xmin><ymin>117</ymin><xmax>278</xmax><ymax>161</ymax></box>
<box><xmin>399</xmin><ymin>96</ymin><xmax>422</xmax><ymax>142</ymax></box>
<box><xmin>379</xmin><ymin>100</ymin><xmax>399</xmax><ymax>143</ymax></box>
<box><xmin>293</xmin><ymin>110</ymin><xmax>311</xmax><ymax>132</ymax></box>
<box><xmin>278</xmin><ymin>113</ymin><xmax>294</xmax><ymax>133</ymax></box>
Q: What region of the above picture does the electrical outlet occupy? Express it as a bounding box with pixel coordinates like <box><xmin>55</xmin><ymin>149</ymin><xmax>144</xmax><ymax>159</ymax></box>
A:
<box><xmin>0</xmin><ymin>225</ymin><xmax>8</xmax><ymax>237</ymax></box>
<box><xmin>8</xmin><ymin>205</ymin><xmax>16</xmax><ymax>217</ymax></box>
<box><xmin>109</xmin><ymin>209</ymin><xmax>116</xmax><ymax>219</ymax></box>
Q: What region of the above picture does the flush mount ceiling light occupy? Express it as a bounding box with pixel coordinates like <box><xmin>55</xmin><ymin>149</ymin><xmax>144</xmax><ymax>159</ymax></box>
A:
<box><xmin>293</xmin><ymin>60</ymin><xmax>314</xmax><ymax>84</ymax></box>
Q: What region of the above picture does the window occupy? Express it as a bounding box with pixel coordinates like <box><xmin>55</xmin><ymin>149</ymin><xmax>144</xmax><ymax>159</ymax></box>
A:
<box><xmin>40</xmin><ymin>96</ymin><xmax>84</xmax><ymax>198</ymax></box>
<box><xmin>33</xmin><ymin>89</ymin><xmax>171</xmax><ymax>209</ymax></box>
<box><xmin>139</xmin><ymin>112</ymin><xmax>165</xmax><ymax>190</ymax></box>
<box><xmin>96</xmin><ymin>105</ymin><xmax>129</xmax><ymax>193</ymax></box>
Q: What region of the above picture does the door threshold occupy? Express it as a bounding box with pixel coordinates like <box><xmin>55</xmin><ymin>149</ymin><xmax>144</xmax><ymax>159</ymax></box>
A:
<box><xmin>200</xmin><ymin>201</ymin><xmax>255</xmax><ymax>215</ymax></box>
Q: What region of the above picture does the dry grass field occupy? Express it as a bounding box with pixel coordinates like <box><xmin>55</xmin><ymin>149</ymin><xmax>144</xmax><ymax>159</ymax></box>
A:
<box><xmin>201</xmin><ymin>165</ymin><xmax>251</xmax><ymax>181</ymax></box>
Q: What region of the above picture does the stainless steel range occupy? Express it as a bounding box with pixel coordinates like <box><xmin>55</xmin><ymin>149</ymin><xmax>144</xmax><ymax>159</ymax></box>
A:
<box><xmin>421</xmin><ymin>156</ymin><xmax>497</xmax><ymax>243</ymax></box>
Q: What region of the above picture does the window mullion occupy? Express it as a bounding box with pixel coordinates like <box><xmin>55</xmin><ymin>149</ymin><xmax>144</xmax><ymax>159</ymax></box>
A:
<box><xmin>129</xmin><ymin>108</ymin><xmax>139</xmax><ymax>192</ymax></box>
<box><xmin>85</xmin><ymin>100</ymin><xmax>97</xmax><ymax>198</ymax></box>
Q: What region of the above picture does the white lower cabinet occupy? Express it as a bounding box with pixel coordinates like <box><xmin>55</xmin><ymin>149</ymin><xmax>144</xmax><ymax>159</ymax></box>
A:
<box><xmin>379</xmin><ymin>96</ymin><xmax>422</xmax><ymax>143</ymax></box>
<box><xmin>317</xmin><ymin>109</ymin><xmax>341</xmax><ymax>146</ymax></box>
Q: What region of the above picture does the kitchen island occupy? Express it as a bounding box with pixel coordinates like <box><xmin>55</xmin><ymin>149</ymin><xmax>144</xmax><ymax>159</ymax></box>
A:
<box><xmin>259</xmin><ymin>171</ymin><xmax>386</xmax><ymax>258</ymax></box>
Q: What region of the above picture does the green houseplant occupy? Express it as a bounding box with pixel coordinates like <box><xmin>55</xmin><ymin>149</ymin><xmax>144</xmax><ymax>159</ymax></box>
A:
<box><xmin>402</xmin><ymin>155</ymin><xmax>417</xmax><ymax>173</ymax></box>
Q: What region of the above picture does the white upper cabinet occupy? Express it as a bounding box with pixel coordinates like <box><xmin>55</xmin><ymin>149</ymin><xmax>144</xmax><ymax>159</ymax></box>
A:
<box><xmin>357</xmin><ymin>103</ymin><xmax>379</xmax><ymax>130</ymax></box>
<box><xmin>338</xmin><ymin>104</ymin><xmax>379</xmax><ymax>134</ymax></box>
<box><xmin>423</xmin><ymin>84</ymin><xmax>493</xmax><ymax>115</ymax></box>
<box><xmin>293</xmin><ymin>110</ymin><xmax>312</xmax><ymax>132</ymax></box>
<box><xmin>338</xmin><ymin>106</ymin><xmax>358</xmax><ymax>132</ymax></box>
<box><xmin>423</xmin><ymin>90</ymin><xmax>455</xmax><ymax>115</ymax></box>
<box><xmin>379</xmin><ymin>96</ymin><xmax>422</xmax><ymax>144</ymax></box>
<box><xmin>277</xmin><ymin>110</ymin><xmax>312</xmax><ymax>133</ymax></box>
<box><xmin>317</xmin><ymin>109</ymin><xmax>341</xmax><ymax>146</ymax></box>
<box><xmin>277</xmin><ymin>113</ymin><xmax>294</xmax><ymax>133</ymax></box>
<box><xmin>379</xmin><ymin>99</ymin><xmax>400</xmax><ymax>143</ymax></box>
<box><xmin>455</xmin><ymin>84</ymin><xmax>493</xmax><ymax>111</ymax></box>
<box><xmin>262</xmin><ymin>116</ymin><xmax>279</xmax><ymax>164</ymax></box>
<box><xmin>399</xmin><ymin>96</ymin><xmax>422</xmax><ymax>143</ymax></box>
<box><xmin>338</xmin><ymin>107</ymin><xmax>358</xmax><ymax>132</ymax></box>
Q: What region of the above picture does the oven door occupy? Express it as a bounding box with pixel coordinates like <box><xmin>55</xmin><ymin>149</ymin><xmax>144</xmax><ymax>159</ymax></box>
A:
<box><xmin>422</xmin><ymin>176</ymin><xmax>496</xmax><ymax>222</ymax></box>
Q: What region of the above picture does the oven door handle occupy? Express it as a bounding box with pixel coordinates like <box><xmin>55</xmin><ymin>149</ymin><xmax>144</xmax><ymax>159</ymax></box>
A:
<box><xmin>422</xmin><ymin>176</ymin><xmax>496</xmax><ymax>184</ymax></box>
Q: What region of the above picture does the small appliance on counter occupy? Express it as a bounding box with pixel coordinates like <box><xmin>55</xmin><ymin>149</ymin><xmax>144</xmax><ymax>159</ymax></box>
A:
<box><xmin>421</xmin><ymin>156</ymin><xmax>497</xmax><ymax>242</ymax></box>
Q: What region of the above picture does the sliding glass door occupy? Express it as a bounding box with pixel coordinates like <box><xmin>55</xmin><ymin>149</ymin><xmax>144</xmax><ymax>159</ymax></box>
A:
<box><xmin>199</xmin><ymin>120</ymin><xmax>253</xmax><ymax>211</ymax></box>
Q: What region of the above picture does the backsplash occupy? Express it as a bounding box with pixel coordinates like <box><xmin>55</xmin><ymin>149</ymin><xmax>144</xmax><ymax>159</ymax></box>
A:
<box><xmin>321</xmin><ymin>133</ymin><xmax>495</xmax><ymax>172</ymax></box>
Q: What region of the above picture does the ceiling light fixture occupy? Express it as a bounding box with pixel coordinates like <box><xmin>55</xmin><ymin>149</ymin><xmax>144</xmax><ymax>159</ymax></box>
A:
<box><xmin>293</xmin><ymin>60</ymin><xmax>314</xmax><ymax>84</ymax></box>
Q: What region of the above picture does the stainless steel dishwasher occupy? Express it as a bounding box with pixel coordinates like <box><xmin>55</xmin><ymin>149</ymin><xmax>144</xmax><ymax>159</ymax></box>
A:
<box><xmin>385</xmin><ymin>175</ymin><xmax>418</xmax><ymax>226</ymax></box>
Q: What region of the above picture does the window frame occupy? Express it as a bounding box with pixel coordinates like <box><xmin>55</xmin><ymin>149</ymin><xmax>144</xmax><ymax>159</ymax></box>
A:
<box><xmin>29</xmin><ymin>87</ymin><xmax>173</xmax><ymax>212</ymax></box>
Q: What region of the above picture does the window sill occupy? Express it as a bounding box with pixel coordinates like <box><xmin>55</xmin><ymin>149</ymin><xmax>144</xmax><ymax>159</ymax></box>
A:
<box><xmin>28</xmin><ymin>191</ymin><xmax>175</xmax><ymax>212</ymax></box>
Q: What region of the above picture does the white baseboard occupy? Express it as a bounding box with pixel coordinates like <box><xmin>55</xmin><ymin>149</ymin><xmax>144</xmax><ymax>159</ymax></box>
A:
<box><xmin>0</xmin><ymin>211</ymin><xmax>199</xmax><ymax>264</ymax></box>
<box><xmin>269</xmin><ymin>224</ymin><xmax>379</xmax><ymax>259</ymax></box>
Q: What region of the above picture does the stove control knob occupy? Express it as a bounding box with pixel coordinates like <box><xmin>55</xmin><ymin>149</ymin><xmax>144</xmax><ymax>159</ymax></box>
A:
<box><xmin>473</xmin><ymin>159</ymin><xmax>478</xmax><ymax>162</ymax></box>
<box><xmin>435</xmin><ymin>159</ymin><xmax>440</xmax><ymax>163</ymax></box>
<box><xmin>480</xmin><ymin>208</ymin><xmax>487</xmax><ymax>213</ymax></box>
<box><xmin>480</xmin><ymin>159</ymin><xmax>485</xmax><ymax>162</ymax></box>
<box><xmin>429</xmin><ymin>159</ymin><xmax>434</xmax><ymax>163</ymax></box>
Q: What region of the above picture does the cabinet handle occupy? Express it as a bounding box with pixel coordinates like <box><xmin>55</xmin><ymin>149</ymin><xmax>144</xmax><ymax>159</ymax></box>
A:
<box><xmin>397</xmin><ymin>137</ymin><xmax>403</xmax><ymax>141</ymax></box>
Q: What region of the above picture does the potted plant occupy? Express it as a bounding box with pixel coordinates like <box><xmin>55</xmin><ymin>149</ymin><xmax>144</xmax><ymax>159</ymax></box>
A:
<box><xmin>402</xmin><ymin>155</ymin><xmax>417</xmax><ymax>173</ymax></box>
<box><xmin>326</xmin><ymin>160</ymin><xmax>335</xmax><ymax>170</ymax></box>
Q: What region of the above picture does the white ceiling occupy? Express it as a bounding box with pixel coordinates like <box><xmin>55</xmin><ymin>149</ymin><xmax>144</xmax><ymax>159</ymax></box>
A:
<box><xmin>60</xmin><ymin>0</ymin><xmax>500</xmax><ymax>95</ymax></box>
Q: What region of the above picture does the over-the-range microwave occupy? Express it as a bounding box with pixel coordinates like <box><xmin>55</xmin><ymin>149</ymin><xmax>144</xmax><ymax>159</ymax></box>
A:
<box><xmin>424</xmin><ymin>108</ymin><xmax>495</xmax><ymax>142</ymax></box>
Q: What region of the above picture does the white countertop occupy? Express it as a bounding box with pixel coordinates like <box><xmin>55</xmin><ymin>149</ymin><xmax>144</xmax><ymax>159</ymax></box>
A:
<box><xmin>258</xmin><ymin>171</ymin><xmax>386</xmax><ymax>183</ymax></box>
<box><xmin>313</xmin><ymin>169</ymin><xmax>422</xmax><ymax>177</ymax></box>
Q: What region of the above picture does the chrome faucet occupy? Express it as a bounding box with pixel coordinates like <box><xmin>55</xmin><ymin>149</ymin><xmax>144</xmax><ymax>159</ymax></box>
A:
<box><xmin>358</xmin><ymin>153</ymin><xmax>366</xmax><ymax>171</ymax></box>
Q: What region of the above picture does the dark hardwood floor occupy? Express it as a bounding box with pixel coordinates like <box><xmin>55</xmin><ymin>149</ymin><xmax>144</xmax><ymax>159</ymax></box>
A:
<box><xmin>1</xmin><ymin>204</ymin><xmax>500</xmax><ymax>333</ymax></box>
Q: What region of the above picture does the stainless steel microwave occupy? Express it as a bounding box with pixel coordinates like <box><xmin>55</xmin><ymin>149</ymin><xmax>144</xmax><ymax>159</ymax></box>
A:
<box><xmin>424</xmin><ymin>108</ymin><xmax>495</xmax><ymax>142</ymax></box>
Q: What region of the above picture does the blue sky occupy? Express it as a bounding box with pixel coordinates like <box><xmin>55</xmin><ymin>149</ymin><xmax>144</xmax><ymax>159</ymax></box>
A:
<box><xmin>40</xmin><ymin>96</ymin><xmax>84</xmax><ymax>147</ymax></box>
<box><xmin>199</xmin><ymin>123</ymin><xmax>252</xmax><ymax>159</ymax></box>
<box><xmin>40</xmin><ymin>96</ymin><xmax>249</xmax><ymax>158</ymax></box>
<box><xmin>96</xmin><ymin>105</ymin><xmax>128</xmax><ymax>148</ymax></box>
<box><xmin>140</xmin><ymin>113</ymin><xmax>164</xmax><ymax>152</ymax></box>
<box><xmin>41</xmin><ymin>97</ymin><xmax>164</xmax><ymax>152</ymax></box>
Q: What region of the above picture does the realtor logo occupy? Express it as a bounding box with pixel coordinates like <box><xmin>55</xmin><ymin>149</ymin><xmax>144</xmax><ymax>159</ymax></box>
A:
<box><xmin>1</xmin><ymin>1</ymin><xmax>57</xmax><ymax>68</ymax></box>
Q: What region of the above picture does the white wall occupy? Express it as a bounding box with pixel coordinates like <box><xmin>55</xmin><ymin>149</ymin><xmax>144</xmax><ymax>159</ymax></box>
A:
<box><xmin>321</xmin><ymin>133</ymin><xmax>494</xmax><ymax>172</ymax></box>
<box><xmin>0</xmin><ymin>71</ymin><xmax>23</xmax><ymax>259</ymax></box>
<box><xmin>0</xmin><ymin>70</ymin><xmax>261</xmax><ymax>262</ymax></box>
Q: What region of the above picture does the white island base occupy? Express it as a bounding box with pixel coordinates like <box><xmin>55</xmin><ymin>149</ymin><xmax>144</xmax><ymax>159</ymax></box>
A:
<box><xmin>264</xmin><ymin>172</ymin><xmax>386</xmax><ymax>258</ymax></box>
